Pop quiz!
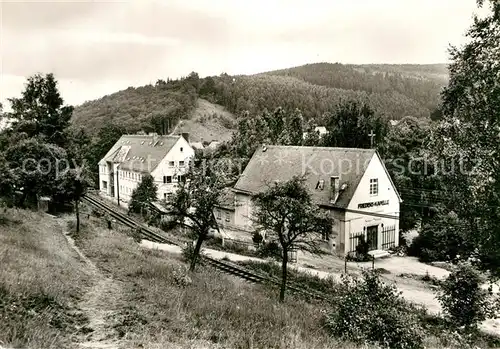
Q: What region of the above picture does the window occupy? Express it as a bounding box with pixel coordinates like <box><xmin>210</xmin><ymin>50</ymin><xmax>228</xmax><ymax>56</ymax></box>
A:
<box><xmin>164</xmin><ymin>193</ymin><xmax>167</xmax><ymax>201</ymax></box>
<box><xmin>178</xmin><ymin>175</ymin><xmax>186</xmax><ymax>183</ymax></box>
<box><xmin>369</xmin><ymin>178</ymin><xmax>378</xmax><ymax>196</ymax></box>
<box><xmin>179</xmin><ymin>161</ymin><xmax>185</xmax><ymax>167</ymax></box>
<box><xmin>163</xmin><ymin>176</ymin><xmax>167</xmax><ymax>184</ymax></box>
<box><xmin>166</xmin><ymin>176</ymin><xmax>172</xmax><ymax>183</ymax></box>
<box><xmin>225</xmin><ymin>212</ymin><xmax>230</xmax><ymax>222</ymax></box>
<box><xmin>102</xmin><ymin>181</ymin><xmax>107</xmax><ymax>189</ymax></box>
<box><xmin>180</xmin><ymin>147</ymin><xmax>183</xmax><ymax>152</ymax></box>
<box><xmin>169</xmin><ymin>161</ymin><xmax>175</xmax><ymax>167</ymax></box>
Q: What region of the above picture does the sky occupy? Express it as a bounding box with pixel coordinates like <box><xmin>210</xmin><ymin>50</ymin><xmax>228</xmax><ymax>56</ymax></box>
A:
<box><xmin>0</xmin><ymin>0</ymin><xmax>488</xmax><ymax>110</ymax></box>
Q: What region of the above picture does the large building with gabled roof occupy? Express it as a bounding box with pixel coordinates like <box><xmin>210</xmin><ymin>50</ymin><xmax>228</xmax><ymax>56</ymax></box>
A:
<box><xmin>98</xmin><ymin>133</ymin><xmax>194</xmax><ymax>205</ymax></box>
<box><xmin>229</xmin><ymin>144</ymin><xmax>402</xmax><ymax>256</ymax></box>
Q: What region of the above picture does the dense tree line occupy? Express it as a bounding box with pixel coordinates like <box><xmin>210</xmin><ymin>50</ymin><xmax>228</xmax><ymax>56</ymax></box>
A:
<box><xmin>71</xmin><ymin>64</ymin><xmax>446</xmax><ymax>141</ymax></box>
<box><xmin>202</xmin><ymin>64</ymin><xmax>446</xmax><ymax>124</ymax></box>
<box><xmin>266</xmin><ymin>63</ymin><xmax>447</xmax><ymax>110</ymax></box>
<box><xmin>417</xmin><ymin>0</ymin><xmax>500</xmax><ymax>275</ymax></box>
<box><xmin>0</xmin><ymin>73</ymin><xmax>92</xmax><ymax>225</ymax></box>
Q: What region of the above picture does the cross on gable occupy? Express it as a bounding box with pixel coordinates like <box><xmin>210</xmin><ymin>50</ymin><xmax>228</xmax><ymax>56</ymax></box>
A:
<box><xmin>368</xmin><ymin>130</ymin><xmax>376</xmax><ymax>148</ymax></box>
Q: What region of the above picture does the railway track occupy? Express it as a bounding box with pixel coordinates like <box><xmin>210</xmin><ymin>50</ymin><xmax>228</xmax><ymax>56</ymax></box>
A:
<box><xmin>82</xmin><ymin>194</ymin><xmax>174</xmax><ymax>244</ymax></box>
<box><xmin>82</xmin><ymin>193</ymin><xmax>331</xmax><ymax>303</ymax></box>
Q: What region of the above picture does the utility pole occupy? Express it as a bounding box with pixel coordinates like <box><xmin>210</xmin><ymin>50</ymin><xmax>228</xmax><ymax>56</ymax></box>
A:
<box><xmin>368</xmin><ymin>130</ymin><xmax>376</xmax><ymax>148</ymax></box>
<box><xmin>116</xmin><ymin>166</ymin><xmax>120</xmax><ymax>207</ymax></box>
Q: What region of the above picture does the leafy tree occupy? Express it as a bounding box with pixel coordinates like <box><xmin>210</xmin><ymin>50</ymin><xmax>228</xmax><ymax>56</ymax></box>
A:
<box><xmin>252</xmin><ymin>176</ymin><xmax>332</xmax><ymax>301</ymax></box>
<box><xmin>65</xmin><ymin>126</ymin><xmax>91</xmax><ymax>167</ymax></box>
<box><xmin>54</xmin><ymin>168</ymin><xmax>93</xmax><ymax>232</ymax></box>
<box><xmin>429</xmin><ymin>0</ymin><xmax>500</xmax><ymax>276</ymax></box>
<box><xmin>87</xmin><ymin>123</ymin><xmax>124</xmax><ymax>186</ymax></box>
<box><xmin>281</xmin><ymin>108</ymin><xmax>303</xmax><ymax>145</ymax></box>
<box><xmin>163</xmin><ymin>153</ymin><xmax>231</xmax><ymax>271</ymax></box>
<box><xmin>199</xmin><ymin>76</ymin><xmax>216</xmax><ymax>100</ymax></box>
<box><xmin>264</xmin><ymin>107</ymin><xmax>286</xmax><ymax>144</ymax></box>
<box><xmin>322</xmin><ymin>100</ymin><xmax>388</xmax><ymax>149</ymax></box>
<box><xmin>409</xmin><ymin>211</ymin><xmax>474</xmax><ymax>263</ymax></box>
<box><xmin>303</xmin><ymin>128</ymin><xmax>321</xmax><ymax>146</ymax></box>
<box><xmin>210</xmin><ymin>64</ymin><xmax>445</xmax><ymax>126</ymax></box>
<box><xmin>6</xmin><ymin>73</ymin><xmax>73</xmax><ymax>148</ymax></box>
<box><xmin>429</xmin><ymin>107</ymin><xmax>443</xmax><ymax>121</ymax></box>
<box><xmin>3</xmin><ymin>138</ymin><xmax>67</xmax><ymax>207</ymax></box>
<box><xmin>0</xmin><ymin>153</ymin><xmax>16</xmax><ymax>205</ymax></box>
<box><xmin>380</xmin><ymin>116</ymin><xmax>439</xmax><ymax>232</ymax></box>
<box><xmin>231</xmin><ymin>110</ymin><xmax>270</xmax><ymax>159</ymax></box>
<box><xmin>129</xmin><ymin>174</ymin><xmax>158</xmax><ymax>215</ymax></box>
<box><xmin>438</xmin><ymin>262</ymin><xmax>500</xmax><ymax>332</ymax></box>
<box><xmin>72</xmin><ymin>76</ymin><xmax>199</xmax><ymax>136</ymax></box>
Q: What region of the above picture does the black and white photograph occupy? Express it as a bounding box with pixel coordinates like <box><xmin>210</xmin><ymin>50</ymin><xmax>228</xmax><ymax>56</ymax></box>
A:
<box><xmin>0</xmin><ymin>0</ymin><xmax>499</xmax><ymax>348</ymax></box>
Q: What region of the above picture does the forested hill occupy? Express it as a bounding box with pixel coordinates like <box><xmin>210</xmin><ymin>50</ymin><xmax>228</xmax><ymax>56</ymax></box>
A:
<box><xmin>210</xmin><ymin>63</ymin><xmax>448</xmax><ymax>123</ymax></box>
<box><xmin>262</xmin><ymin>63</ymin><xmax>448</xmax><ymax>110</ymax></box>
<box><xmin>72</xmin><ymin>63</ymin><xmax>448</xmax><ymax>136</ymax></box>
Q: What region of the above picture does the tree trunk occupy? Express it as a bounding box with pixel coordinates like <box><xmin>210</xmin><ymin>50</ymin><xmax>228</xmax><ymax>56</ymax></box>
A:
<box><xmin>189</xmin><ymin>235</ymin><xmax>205</xmax><ymax>272</ymax></box>
<box><xmin>75</xmin><ymin>200</ymin><xmax>80</xmax><ymax>233</ymax></box>
<box><xmin>280</xmin><ymin>248</ymin><xmax>288</xmax><ymax>302</ymax></box>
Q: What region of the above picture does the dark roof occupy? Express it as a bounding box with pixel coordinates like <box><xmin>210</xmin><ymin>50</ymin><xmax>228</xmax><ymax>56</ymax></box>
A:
<box><xmin>233</xmin><ymin>145</ymin><xmax>382</xmax><ymax>209</ymax></box>
<box><xmin>99</xmin><ymin>135</ymin><xmax>181</xmax><ymax>173</ymax></box>
<box><xmin>149</xmin><ymin>201</ymin><xmax>169</xmax><ymax>214</ymax></box>
<box><xmin>190</xmin><ymin>142</ymin><xmax>204</xmax><ymax>150</ymax></box>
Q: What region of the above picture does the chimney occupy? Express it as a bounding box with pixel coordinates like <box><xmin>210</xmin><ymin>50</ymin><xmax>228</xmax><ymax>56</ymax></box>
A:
<box><xmin>330</xmin><ymin>176</ymin><xmax>340</xmax><ymax>204</ymax></box>
<box><xmin>181</xmin><ymin>132</ymin><xmax>189</xmax><ymax>142</ymax></box>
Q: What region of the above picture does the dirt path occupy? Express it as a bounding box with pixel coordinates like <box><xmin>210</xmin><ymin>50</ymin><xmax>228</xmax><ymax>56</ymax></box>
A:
<box><xmin>57</xmin><ymin>220</ymin><xmax>123</xmax><ymax>349</ymax></box>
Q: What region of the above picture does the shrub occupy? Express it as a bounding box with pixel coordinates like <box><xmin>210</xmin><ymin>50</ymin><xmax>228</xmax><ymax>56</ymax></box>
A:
<box><xmin>326</xmin><ymin>270</ymin><xmax>425</xmax><ymax>349</ymax></box>
<box><xmin>256</xmin><ymin>241</ymin><xmax>282</xmax><ymax>260</ymax></box>
<box><xmin>222</xmin><ymin>240</ymin><xmax>251</xmax><ymax>255</ymax></box>
<box><xmin>353</xmin><ymin>235</ymin><xmax>372</xmax><ymax>261</ymax></box>
<box><xmin>172</xmin><ymin>266</ymin><xmax>192</xmax><ymax>287</ymax></box>
<box><xmin>252</xmin><ymin>231</ymin><xmax>263</xmax><ymax>245</ymax></box>
<box><xmin>438</xmin><ymin>262</ymin><xmax>500</xmax><ymax>332</ymax></box>
<box><xmin>408</xmin><ymin>213</ymin><xmax>473</xmax><ymax>263</ymax></box>
<box><xmin>218</xmin><ymin>115</ymin><xmax>236</xmax><ymax>129</ymax></box>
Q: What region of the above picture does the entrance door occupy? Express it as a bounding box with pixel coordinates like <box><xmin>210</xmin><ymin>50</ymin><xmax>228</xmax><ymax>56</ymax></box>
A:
<box><xmin>366</xmin><ymin>225</ymin><xmax>378</xmax><ymax>251</ymax></box>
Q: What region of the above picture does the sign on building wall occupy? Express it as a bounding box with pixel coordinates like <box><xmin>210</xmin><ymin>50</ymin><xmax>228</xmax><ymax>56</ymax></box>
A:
<box><xmin>357</xmin><ymin>200</ymin><xmax>389</xmax><ymax>209</ymax></box>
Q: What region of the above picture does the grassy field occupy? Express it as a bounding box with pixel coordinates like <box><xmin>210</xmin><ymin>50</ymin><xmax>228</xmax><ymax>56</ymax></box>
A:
<box><xmin>2</xmin><ymin>209</ymin><xmax>499</xmax><ymax>349</ymax></box>
<box><xmin>0</xmin><ymin>209</ymin><xmax>91</xmax><ymax>349</ymax></box>
<box><xmin>72</xmin><ymin>216</ymin><xmax>358</xmax><ymax>349</ymax></box>
<box><xmin>174</xmin><ymin>98</ymin><xmax>236</xmax><ymax>143</ymax></box>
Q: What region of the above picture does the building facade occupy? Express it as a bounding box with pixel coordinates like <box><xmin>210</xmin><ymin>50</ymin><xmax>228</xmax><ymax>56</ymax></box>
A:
<box><xmin>98</xmin><ymin>133</ymin><xmax>195</xmax><ymax>205</ymax></box>
<box><xmin>229</xmin><ymin>145</ymin><xmax>401</xmax><ymax>256</ymax></box>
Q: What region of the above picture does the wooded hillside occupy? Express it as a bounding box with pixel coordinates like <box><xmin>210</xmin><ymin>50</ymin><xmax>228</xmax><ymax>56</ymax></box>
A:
<box><xmin>209</xmin><ymin>63</ymin><xmax>447</xmax><ymax>123</ymax></box>
<box><xmin>71</xmin><ymin>63</ymin><xmax>448</xmax><ymax>136</ymax></box>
